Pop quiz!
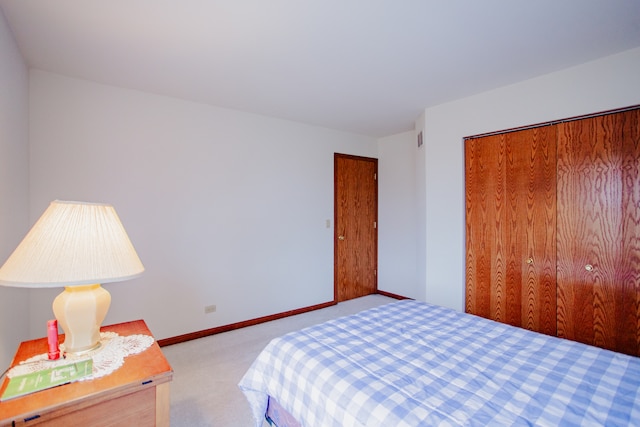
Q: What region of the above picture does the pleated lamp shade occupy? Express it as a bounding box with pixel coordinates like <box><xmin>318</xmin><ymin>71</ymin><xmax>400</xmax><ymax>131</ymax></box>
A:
<box><xmin>0</xmin><ymin>200</ymin><xmax>144</xmax><ymax>287</ymax></box>
<box><xmin>0</xmin><ymin>200</ymin><xmax>144</xmax><ymax>354</ymax></box>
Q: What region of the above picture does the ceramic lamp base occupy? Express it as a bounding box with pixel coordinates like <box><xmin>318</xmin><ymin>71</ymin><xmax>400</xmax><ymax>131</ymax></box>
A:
<box><xmin>52</xmin><ymin>284</ymin><xmax>111</xmax><ymax>354</ymax></box>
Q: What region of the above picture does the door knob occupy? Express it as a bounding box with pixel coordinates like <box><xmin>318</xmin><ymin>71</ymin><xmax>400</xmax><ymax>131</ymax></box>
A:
<box><xmin>585</xmin><ymin>264</ymin><xmax>594</xmax><ymax>271</ymax></box>
<box><xmin>526</xmin><ymin>257</ymin><xmax>534</xmax><ymax>265</ymax></box>
<box><xmin>338</xmin><ymin>235</ymin><xmax>345</xmax><ymax>240</ymax></box>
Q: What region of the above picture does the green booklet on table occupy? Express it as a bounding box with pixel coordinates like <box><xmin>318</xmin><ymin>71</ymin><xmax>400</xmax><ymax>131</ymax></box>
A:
<box><xmin>1</xmin><ymin>359</ymin><xmax>93</xmax><ymax>401</ymax></box>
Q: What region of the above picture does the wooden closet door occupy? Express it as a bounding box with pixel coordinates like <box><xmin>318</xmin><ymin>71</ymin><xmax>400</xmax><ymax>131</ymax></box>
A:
<box><xmin>466</xmin><ymin>126</ymin><xmax>557</xmax><ymax>334</ymax></box>
<box><xmin>556</xmin><ymin>109</ymin><xmax>640</xmax><ymax>356</ymax></box>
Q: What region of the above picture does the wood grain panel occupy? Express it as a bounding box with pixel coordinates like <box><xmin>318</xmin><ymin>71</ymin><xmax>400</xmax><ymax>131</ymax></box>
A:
<box><xmin>466</xmin><ymin>134</ymin><xmax>503</xmax><ymax>319</ymax></box>
<box><xmin>465</xmin><ymin>126</ymin><xmax>556</xmax><ymax>334</ymax></box>
<box><xmin>507</xmin><ymin>126</ymin><xmax>557</xmax><ymax>335</ymax></box>
<box><xmin>620</xmin><ymin>109</ymin><xmax>640</xmax><ymax>356</ymax></box>
<box><xmin>334</xmin><ymin>154</ymin><xmax>378</xmax><ymax>302</ymax></box>
<box><xmin>557</xmin><ymin>109</ymin><xmax>640</xmax><ymax>356</ymax></box>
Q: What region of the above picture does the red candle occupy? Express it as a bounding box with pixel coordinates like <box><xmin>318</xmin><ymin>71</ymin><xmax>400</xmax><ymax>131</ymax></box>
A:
<box><xmin>47</xmin><ymin>319</ymin><xmax>60</xmax><ymax>360</ymax></box>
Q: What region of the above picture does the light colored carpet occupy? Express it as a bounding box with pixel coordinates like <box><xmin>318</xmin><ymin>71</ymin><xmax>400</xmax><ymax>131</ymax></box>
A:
<box><xmin>162</xmin><ymin>294</ymin><xmax>395</xmax><ymax>427</ymax></box>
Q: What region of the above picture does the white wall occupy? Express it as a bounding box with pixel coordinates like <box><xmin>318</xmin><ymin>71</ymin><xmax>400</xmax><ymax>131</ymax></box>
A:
<box><xmin>27</xmin><ymin>70</ymin><xmax>378</xmax><ymax>340</ymax></box>
<box><xmin>377</xmin><ymin>131</ymin><xmax>420</xmax><ymax>299</ymax></box>
<box><xmin>421</xmin><ymin>47</ymin><xmax>640</xmax><ymax>311</ymax></box>
<box><xmin>0</xmin><ymin>9</ymin><xmax>29</xmax><ymax>369</ymax></box>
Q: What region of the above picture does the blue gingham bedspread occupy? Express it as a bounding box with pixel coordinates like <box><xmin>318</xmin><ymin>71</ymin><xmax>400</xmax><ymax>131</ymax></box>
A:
<box><xmin>238</xmin><ymin>300</ymin><xmax>640</xmax><ymax>426</ymax></box>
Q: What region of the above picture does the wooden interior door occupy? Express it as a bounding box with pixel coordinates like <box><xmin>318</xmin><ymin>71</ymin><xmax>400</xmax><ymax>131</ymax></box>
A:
<box><xmin>556</xmin><ymin>109</ymin><xmax>640</xmax><ymax>356</ymax></box>
<box><xmin>465</xmin><ymin>126</ymin><xmax>557</xmax><ymax>335</ymax></box>
<box><xmin>334</xmin><ymin>153</ymin><xmax>378</xmax><ymax>302</ymax></box>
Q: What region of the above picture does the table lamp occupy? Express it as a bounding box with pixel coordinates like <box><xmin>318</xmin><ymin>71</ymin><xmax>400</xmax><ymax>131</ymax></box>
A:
<box><xmin>0</xmin><ymin>200</ymin><xmax>144</xmax><ymax>355</ymax></box>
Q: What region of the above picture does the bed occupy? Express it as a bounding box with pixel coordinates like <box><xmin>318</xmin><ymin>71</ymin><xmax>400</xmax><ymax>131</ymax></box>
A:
<box><xmin>239</xmin><ymin>300</ymin><xmax>640</xmax><ymax>426</ymax></box>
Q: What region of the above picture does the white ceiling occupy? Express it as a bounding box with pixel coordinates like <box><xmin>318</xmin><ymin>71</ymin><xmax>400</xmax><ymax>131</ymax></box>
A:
<box><xmin>2</xmin><ymin>1</ymin><xmax>640</xmax><ymax>137</ymax></box>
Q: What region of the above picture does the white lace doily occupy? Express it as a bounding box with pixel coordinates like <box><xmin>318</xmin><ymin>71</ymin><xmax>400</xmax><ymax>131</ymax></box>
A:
<box><xmin>7</xmin><ymin>332</ymin><xmax>154</xmax><ymax>380</ymax></box>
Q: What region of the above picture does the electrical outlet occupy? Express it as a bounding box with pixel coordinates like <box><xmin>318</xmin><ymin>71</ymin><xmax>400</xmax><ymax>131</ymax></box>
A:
<box><xmin>204</xmin><ymin>305</ymin><xmax>216</xmax><ymax>314</ymax></box>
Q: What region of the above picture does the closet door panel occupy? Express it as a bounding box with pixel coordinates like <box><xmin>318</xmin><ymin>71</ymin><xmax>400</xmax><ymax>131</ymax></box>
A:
<box><xmin>557</xmin><ymin>109</ymin><xmax>640</xmax><ymax>356</ymax></box>
<box><xmin>466</xmin><ymin>127</ymin><xmax>556</xmax><ymax>334</ymax></box>
<box><xmin>466</xmin><ymin>134</ymin><xmax>504</xmax><ymax>320</ymax></box>
<box><xmin>510</xmin><ymin>127</ymin><xmax>557</xmax><ymax>335</ymax></box>
<box><xmin>556</xmin><ymin>119</ymin><xmax>596</xmax><ymax>346</ymax></box>
<box><xmin>620</xmin><ymin>110</ymin><xmax>640</xmax><ymax>355</ymax></box>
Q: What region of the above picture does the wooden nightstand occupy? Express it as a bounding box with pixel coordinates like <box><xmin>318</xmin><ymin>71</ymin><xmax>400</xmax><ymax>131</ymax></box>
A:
<box><xmin>0</xmin><ymin>320</ymin><xmax>173</xmax><ymax>426</ymax></box>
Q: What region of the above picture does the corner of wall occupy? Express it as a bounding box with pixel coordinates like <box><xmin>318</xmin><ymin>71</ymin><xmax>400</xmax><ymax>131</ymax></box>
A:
<box><xmin>0</xmin><ymin>6</ymin><xmax>31</xmax><ymax>369</ymax></box>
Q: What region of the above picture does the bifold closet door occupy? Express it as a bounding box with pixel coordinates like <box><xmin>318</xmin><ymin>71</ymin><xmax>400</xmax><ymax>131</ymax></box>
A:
<box><xmin>556</xmin><ymin>109</ymin><xmax>640</xmax><ymax>356</ymax></box>
<box><xmin>465</xmin><ymin>126</ymin><xmax>557</xmax><ymax>335</ymax></box>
